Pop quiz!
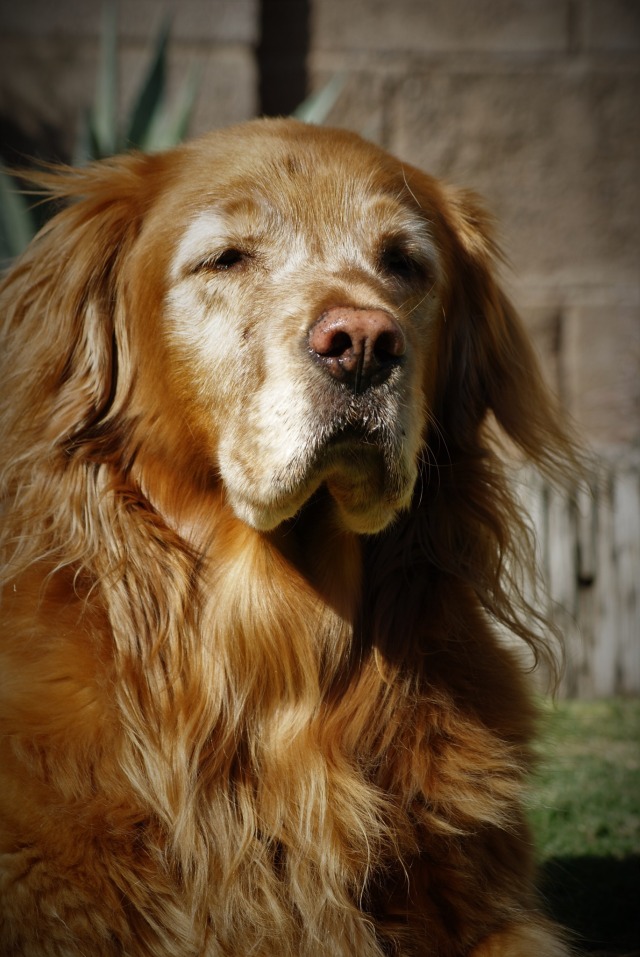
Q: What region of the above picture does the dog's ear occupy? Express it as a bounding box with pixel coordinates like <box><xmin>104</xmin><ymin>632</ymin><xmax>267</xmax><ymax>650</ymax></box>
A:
<box><xmin>1</xmin><ymin>154</ymin><xmax>164</xmax><ymax>460</ymax></box>
<box><xmin>431</xmin><ymin>184</ymin><xmax>578</xmax><ymax>481</ymax></box>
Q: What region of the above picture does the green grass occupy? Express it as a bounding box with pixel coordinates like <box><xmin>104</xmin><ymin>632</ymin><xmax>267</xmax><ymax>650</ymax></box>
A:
<box><xmin>531</xmin><ymin>698</ymin><xmax>640</xmax><ymax>859</ymax></box>
<box><xmin>529</xmin><ymin>698</ymin><xmax>640</xmax><ymax>954</ymax></box>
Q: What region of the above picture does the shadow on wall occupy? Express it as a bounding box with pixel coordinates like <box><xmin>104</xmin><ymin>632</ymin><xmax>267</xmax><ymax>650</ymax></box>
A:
<box><xmin>258</xmin><ymin>0</ymin><xmax>310</xmax><ymax>116</ymax></box>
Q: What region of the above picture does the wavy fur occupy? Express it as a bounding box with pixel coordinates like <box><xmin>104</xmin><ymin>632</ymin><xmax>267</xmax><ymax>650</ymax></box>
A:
<box><xmin>0</xmin><ymin>120</ymin><xmax>579</xmax><ymax>956</ymax></box>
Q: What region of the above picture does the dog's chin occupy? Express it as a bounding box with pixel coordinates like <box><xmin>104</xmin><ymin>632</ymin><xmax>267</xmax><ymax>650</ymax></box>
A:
<box><xmin>322</xmin><ymin>449</ymin><xmax>415</xmax><ymax>534</ymax></box>
<box><xmin>326</xmin><ymin>484</ymin><xmax>409</xmax><ymax>535</ymax></box>
<box><xmin>227</xmin><ymin>443</ymin><xmax>417</xmax><ymax>535</ymax></box>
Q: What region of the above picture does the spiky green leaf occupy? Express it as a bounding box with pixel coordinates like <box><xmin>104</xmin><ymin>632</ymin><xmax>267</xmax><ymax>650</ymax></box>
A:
<box><xmin>125</xmin><ymin>17</ymin><xmax>171</xmax><ymax>150</ymax></box>
<box><xmin>92</xmin><ymin>1</ymin><xmax>119</xmax><ymax>157</ymax></box>
<box><xmin>143</xmin><ymin>61</ymin><xmax>201</xmax><ymax>152</ymax></box>
<box><xmin>292</xmin><ymin>74</ymin><xmax>345</xmax><ymax>125</ymax></box>
<box><xmin>0</xmin><ymin>165</ymin><xmax>37</xmax><ymax>262</ymax></box>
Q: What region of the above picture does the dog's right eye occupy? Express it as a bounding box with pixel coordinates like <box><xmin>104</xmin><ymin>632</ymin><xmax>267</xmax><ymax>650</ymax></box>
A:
<box><xmin>195</xmin><ymin>248</ymin><xmax>248</xmax><ymax>272</ymax></box>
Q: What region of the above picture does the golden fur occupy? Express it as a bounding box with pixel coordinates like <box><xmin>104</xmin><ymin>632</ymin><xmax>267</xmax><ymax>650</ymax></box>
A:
<box><xmin>0</xmin><ymin>119</ymin><xmax>578</xmax><ymax>956</ymax></box>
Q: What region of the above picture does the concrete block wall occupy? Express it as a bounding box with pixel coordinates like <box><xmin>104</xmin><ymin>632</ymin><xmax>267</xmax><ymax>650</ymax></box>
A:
<box><xmin>309</xmin><ymin>0</ymin><xmax>640</xmax><ymax>456</ymax></box>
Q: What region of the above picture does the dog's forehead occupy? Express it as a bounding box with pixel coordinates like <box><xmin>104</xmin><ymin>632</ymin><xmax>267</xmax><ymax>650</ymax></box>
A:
<box><xmin>172</xmin><ymin>123</ymin><xmax>425</xmax><ymax>224</ymax></box>
<box><xmin>188</xmin><ymin>121</ymin><xmax>402</xmax><ymax>185</ymax></box>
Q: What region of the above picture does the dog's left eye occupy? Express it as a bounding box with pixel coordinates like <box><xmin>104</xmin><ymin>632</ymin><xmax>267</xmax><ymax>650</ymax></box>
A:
<box><xmin>378</xmin><ymin>244</ymin><xmax>427</xmax><ymax>283</ymax></box>
<box><xmin>196</xmin><ymin>248</ymin><xmax>249</xmax><ymax>272</ymax></box>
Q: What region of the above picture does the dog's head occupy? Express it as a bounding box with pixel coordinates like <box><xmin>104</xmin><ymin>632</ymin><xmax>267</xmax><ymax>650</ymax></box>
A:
<box><xmin>159</xmin><ymin>121</ymin><xmax>450</xmax><ymax>534</ymax></box>
<box><xmin>3</xmin><ymin>119</ymin><xmax>570</xmax><ymax>541</ymax></box>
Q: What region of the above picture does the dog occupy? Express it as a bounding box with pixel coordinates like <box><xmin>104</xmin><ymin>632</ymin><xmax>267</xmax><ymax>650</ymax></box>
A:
<box><xmin>0</xmin><ymin>119</ymin><xmax>578</xmax><ymax>956</ymax></box>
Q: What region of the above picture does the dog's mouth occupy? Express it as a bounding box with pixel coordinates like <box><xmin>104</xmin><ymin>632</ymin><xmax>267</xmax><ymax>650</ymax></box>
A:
<box><xmin>320</xmin><ymin>383</ymin><xmax>402</xmax><ymax>443</ymax></box>
<box><xmin>290</xmin><ymin>411</ymin><xmax>416</xmax><ymax>533</ymax></box>
<box><xmin>323</xmin><ymin>421</ymin><xmax>383</xmax><ymax>450</ymax></box>
<box><xmin>311</xmin><ymin>405</ymin><xmax>396</xmax><ymax>467</ymax></box>
<box><xmin>220</xmin><ymin>382</ymin><xmax>422</xmax><ymax>534</ymax></box>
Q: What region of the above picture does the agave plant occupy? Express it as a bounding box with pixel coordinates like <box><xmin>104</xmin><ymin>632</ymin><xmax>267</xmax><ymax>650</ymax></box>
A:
<box><xmin>292</xmin><ymin>73</ymin><xmax>345</xmax><ymax>125</ymax></box>
<box><xmin>76</xmin><ymin>4</ymin><xmax>201</xmax><ymax>163</ymax></box>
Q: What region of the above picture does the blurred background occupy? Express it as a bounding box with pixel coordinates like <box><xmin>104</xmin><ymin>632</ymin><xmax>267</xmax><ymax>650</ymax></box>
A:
<box><xmin>0</xmin><ymin>0</ymin><xmax>638</xmax><ymax>697</ymax></box>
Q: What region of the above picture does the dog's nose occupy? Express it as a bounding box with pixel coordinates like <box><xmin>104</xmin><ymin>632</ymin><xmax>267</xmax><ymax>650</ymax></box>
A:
<box><xmin>309</xmin><ymin>307</ymin><xmax>406</xmax><ymax>389</ymax></box>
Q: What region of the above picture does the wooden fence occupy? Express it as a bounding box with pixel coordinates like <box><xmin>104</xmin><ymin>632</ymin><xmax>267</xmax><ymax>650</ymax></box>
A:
<box><xmin>516</xmin><ymin>460</ymin><xmax>640</xmax><ymax>698</ymax></box>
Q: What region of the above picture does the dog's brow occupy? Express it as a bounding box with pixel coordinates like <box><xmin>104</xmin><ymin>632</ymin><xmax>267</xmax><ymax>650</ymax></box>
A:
<box><xmin>170</xmin><ymin>196</ymin><xmax>287</xmax><ymax>279</ymax></box>
<box><xmin>171</xmin><ymin>210</ymin><xmax>232</xmax><ymax>279</ymax></box>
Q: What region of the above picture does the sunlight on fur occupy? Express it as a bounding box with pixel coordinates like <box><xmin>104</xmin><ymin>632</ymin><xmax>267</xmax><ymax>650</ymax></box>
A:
<box><xmin>0</xmin><ymin>119</ymin><xmax>582</xmax><ymax>956</ymax></box>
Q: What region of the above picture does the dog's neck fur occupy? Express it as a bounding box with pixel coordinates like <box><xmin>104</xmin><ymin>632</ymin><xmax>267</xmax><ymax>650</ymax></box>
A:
<box><xmin>73</xmin><ymin>471</ymin><xmax>410</xmax><ymax>950</ymax></box>
<box><xmin>2</xmin><ymin>420</ymin><xmax>540</xmax><ymax>955</ymax></box>
<box><xmin>85</xmin><ymin>468</ymin><xmax>363</xmax><ymax>781</ymax></box>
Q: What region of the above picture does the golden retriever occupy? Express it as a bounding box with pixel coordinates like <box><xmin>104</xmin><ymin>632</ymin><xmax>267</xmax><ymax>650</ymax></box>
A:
<box><xmin>0</xmin><ymin>119</ymin><xmax>577</xmax><ymax>956</ymax></box>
